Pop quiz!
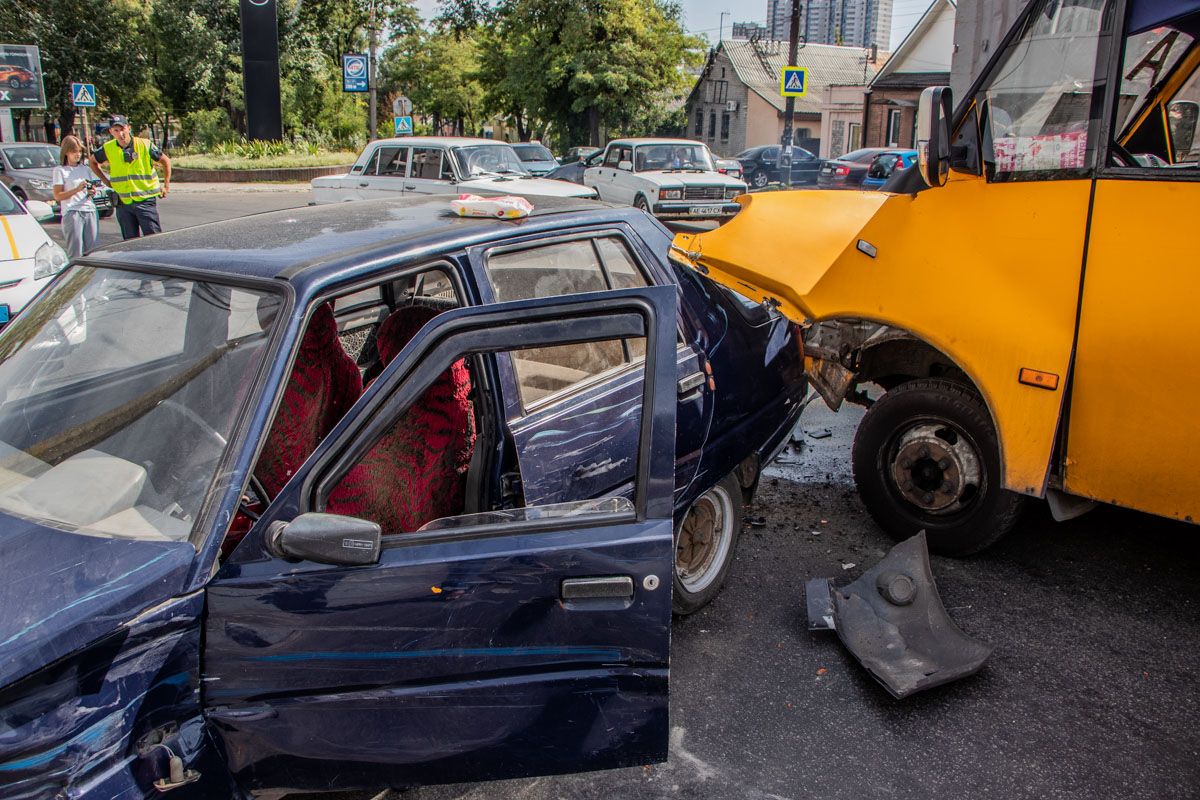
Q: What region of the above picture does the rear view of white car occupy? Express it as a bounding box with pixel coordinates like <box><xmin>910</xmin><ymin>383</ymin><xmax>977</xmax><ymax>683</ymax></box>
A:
<box><xmin>0</xmin><ymin>183</ymin><xmax>69</xmax><ymax>325</ymax></box>
<box><xmin>584</xmin><ymin>138</ymin><xmax>747</xmax><ymax>221</ymax></box>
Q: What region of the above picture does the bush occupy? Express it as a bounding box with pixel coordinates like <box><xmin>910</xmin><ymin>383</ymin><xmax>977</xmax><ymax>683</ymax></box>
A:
<box><xmin>180</xmin><ymin>109</ymin><xmax>235</xmax><ymax>149</ymax></box>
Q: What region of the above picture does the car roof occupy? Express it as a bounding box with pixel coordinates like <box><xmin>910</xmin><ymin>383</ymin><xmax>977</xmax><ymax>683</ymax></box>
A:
<box><xmin>608</xmin><ymin>138</ymin><xmax>707</xmax><ymax>147</ymax></box>
<box><xmin>368</xmin><ymin>136</ymin><xmax>501</xmax><ymax>148</ymax></box>
<box><xmin>0</xmin><ymin>142</ymin><xmax>57</xmax><ymax>149</ymax></box>
<box><xmin>83</xmin><ymin>195</ymin><xmax>637</xmax><ymax>294</ymax></box>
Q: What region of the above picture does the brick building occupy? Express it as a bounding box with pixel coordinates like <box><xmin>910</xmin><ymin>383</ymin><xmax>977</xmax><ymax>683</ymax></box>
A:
<box><xmin>686</xmin><ymin>39</ymin><xmax>884</xmax><ymax>158</ymax></box>
<box><xmin>862</xmin><ymin>0</ymin><xmax>956</xmax><ymax>149</ymax></box>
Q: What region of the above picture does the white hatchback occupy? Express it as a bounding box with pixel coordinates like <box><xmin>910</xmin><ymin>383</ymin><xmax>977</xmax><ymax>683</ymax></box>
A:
<box><xmin>0</xmin><ymin>183</ymin><xmax>68</xmax><ymax>325</ymax></box>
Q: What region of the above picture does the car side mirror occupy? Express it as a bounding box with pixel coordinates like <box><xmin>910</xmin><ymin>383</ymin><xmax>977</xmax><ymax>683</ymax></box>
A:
<box><xmin>917</xmin><ymin>86</ymin><xmax>953</xmax><ymax>188</ymax></box>
<box><xmin>267</xmin><ymin>512</ymin><xmax>381</xmax><ymax>566</ymax></box>
<box><xmin>25</xmin><ymin>200</ymin><xmax>54</xmax><ymax>222</ymax></box>
<box><xmin>618</xmin><ymin>160</ymin><xmax>633</xmax><ymax>171</ymax></box>
<box><xmin>1168</xmin><ymin>100</ymin><xmax>1198</xmax><ymax>158</ymax></box>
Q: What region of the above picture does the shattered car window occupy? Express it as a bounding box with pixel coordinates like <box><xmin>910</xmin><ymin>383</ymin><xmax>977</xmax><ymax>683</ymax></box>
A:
<box><xmin>0</xmin><ymin>267</ymin><xmax>281</xmax><ymax>544</ymax></box>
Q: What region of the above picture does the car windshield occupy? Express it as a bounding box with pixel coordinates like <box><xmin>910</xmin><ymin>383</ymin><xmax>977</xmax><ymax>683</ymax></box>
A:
<box><xmin>842</xmin><ymin>148</ymin><xmax>882</xmax><ymax>163</ymax></box>
<box><xmin>512</xmin><ymin>143</ymin><xmax>554</xmax><ymax>162</ymax></box>
<box><xmin>634</xmin><ymin>144</ymin><xmax>715</xmax><ymax>172</ymax></box>
<box><xmin>453</xmin><ymin>145</ymin><xmax>531</xmax><ymax>177</ymax></box>
<box><xmin>0</xmin><ymin>266</ymin><xmax>281</xmax><ymax>544</ymax></box>
<box><xmin>0</xmin><ymin>184</ymin><xmax>23</xmax><ymax>215</ymax></box>
<box><xmin>3</xmin><ymin>146</ymin><xmax>58</xmax><ymax>170</ymax></box>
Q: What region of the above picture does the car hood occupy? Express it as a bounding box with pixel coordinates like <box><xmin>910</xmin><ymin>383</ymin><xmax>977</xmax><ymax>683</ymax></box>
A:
<box><xmin>0</xmin><ymin>515</ymin><xmax>194</xmax><ymax>687</ymax></box>
<box><xmin>520</xmin><ymin>160</ymin><xmax>559</xmax><ymax>173</ymax></box>
<box><xmin>9</xmin><ymin>167</ymin><xmax>56</xmax><ymax>183</ymax></box>
<box><xmin>633</xmin><ymin>171</ymin><xmax>747</xmax><ymax>188</ymax></box>
<box><xmin>0</xmin><ymin>211</ymin><xmax>51</xmax><ymax>261</ymax></box>
<box><xmin>458</xmin><ymin>175</ymin><xmax>596</xmax><ymax>198</ymax></box>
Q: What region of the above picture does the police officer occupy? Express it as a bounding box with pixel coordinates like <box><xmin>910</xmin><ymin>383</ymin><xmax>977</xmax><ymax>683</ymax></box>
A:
<box><xmin>88</xmin><ymin>115</ymin><xmax>172</xmax><ymax>240</ymax></box>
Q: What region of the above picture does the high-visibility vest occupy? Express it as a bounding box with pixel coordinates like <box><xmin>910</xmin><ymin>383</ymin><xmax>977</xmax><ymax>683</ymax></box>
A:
<box><xmin>103</xmin><ymin>137</ymin><xmax>161</xmax><ymax>205</ymax></box>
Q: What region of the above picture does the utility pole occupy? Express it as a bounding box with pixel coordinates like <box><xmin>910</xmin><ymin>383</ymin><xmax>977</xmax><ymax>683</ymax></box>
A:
<box><xmin>780</xmin><ymin>0</ymin><xmax>801</xmax><ymax>187</ymax></box>
<box><xmin>719</xmin><ymin>11</ymin><xmax>729</xmax><ymax>41</ymax></box>
<box><xmin>368</xmin><ymin>0</ymin><xmax>378</xmax><ymax>139</ymax></box>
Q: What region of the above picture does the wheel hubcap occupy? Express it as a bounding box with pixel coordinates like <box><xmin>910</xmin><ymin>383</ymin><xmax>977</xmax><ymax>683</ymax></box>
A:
<box><xmin>889</xmin><ymin>422</ymin><xmax>982</xmax><ymax>514</ymax></box>
<box><xmin>676</xmin><ymin>486</ymin><xmax>735</xmax><ymax>593</ymax></box>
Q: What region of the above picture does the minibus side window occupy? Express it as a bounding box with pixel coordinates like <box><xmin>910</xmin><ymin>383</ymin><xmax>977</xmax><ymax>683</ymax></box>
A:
<box><xmin>1113</xmin><ymin>25</ymin><xmax>1200</xmax><ymax>168</ymax></box>
<box><xmin>977</xmin><ymin>0</ymin><xmax>1107</xmax><ymax>180</ymax></box>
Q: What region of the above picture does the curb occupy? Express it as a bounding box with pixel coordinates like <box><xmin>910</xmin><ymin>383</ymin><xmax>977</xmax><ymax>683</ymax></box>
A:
<box><xmin>172</xmin><ymin>164</ymin><xmax>352</xmax><ymax>183</ymax></box>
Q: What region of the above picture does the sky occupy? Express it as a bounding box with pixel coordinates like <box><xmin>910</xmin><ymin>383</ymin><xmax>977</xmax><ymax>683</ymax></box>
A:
<box><xmin>412</xmin><ymin>0</ymin><xmax>932</xmax><ymax>51</ymax></box>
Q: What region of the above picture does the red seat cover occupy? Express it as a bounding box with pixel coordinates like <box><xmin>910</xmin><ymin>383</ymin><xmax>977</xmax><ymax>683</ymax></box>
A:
<box><xmin>255</xmin><ymin>303</ymin><xmax>363</xmax><ymax>499</ymax></box>
<box><xmin>327</xmin><ymin>304</ymin><xmax>476</xmax><ymax>533</ymax></box>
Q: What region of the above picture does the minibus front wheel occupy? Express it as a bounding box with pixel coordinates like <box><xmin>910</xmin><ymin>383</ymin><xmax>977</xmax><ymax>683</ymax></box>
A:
<box><xmin>852</xmin><ymin>378</ymin><xmax>1024</xmax><ymax>556</ymax></box>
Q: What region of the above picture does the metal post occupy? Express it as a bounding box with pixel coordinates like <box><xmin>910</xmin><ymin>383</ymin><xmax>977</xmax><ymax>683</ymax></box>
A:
<box><xmin>368</xmin><ymin>0</ymin><xmax>378</xmax><ymax>140</ymax></box>
<box><xmin>81</xmin><ymin>107</ymin><xmax>90</xmax><ymax>151</ymax></box>
<box><xmin>719</xmin><ymin>11</ymin><xmax>729</xmax><ymax>41</ymax></box>
<box><xmin>780</xmin><ymin>0</ymin><xmax>801</xmax><ymax>187</ymax></box>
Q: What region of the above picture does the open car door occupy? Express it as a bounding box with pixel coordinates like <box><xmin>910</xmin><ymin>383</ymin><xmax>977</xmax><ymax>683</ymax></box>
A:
<box><xmin>203</xmin><ymin>286</ymin><xmax>677</xmax><ymax>794</ymax></box>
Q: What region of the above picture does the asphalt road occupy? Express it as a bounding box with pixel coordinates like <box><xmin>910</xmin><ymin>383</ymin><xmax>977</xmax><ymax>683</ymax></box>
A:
<box><xmin>42</xmin><ymin>190</ymin><xmax>1200</xmax><ymax>800</ymax></box>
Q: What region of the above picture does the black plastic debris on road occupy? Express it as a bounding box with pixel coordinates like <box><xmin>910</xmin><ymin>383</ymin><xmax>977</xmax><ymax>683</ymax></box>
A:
<box><xmin>804</xmin><ymin>531</ymin><xmax>992</xmax><ymax>699</ymax></box>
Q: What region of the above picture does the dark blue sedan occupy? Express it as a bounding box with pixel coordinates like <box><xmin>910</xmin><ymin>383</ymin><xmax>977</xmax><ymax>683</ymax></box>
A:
<box><xmin>861</xmin><ymin>149</ymin><xmax>918</xmax><ymax>189</ymax></box>
<box><xmin>0</xmin><ymin>196</ymin><xmax>804</xmax><ymax>798</ymax></box>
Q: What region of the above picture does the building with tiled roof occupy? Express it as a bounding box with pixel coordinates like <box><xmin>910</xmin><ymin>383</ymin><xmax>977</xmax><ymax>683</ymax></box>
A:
<box><xmin>686</xmin><ymin>38</ymin><xmax>884</xmax><ymax>157</ymax></box>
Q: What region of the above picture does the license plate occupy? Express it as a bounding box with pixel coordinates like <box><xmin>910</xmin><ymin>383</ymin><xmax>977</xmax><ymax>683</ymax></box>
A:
<box><xmin>689</xmin><ymin>205</ymin><xmax>723</xmax><ymax>215</ymax></box>
<box><xmin>0</xmin><ymin>305</ymin><xmax>10</xmax><ymax>324</ymax></box>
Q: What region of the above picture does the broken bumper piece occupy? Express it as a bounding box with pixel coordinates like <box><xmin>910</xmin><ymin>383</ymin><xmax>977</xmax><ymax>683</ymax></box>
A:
<box><xmin>805</xmin><ymin>531</ymin><xmax>991</xmax><ymax>699</ymax></box>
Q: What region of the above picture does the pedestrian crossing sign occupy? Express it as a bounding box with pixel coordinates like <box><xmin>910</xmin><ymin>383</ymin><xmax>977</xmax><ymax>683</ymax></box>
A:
<box><xmin>394</xmin><ymin>116</ymin><xmax>413</xmax><ymax>136</ymax></box>
<box><xmin>72</xmin><ymin>83</ymin><xmax>96</xmax><ymax>107</ymax></box>
<box><xmin>779</xmin><ymin>67</ymin><xmax>808</xmax><ymax>98</ymax></box>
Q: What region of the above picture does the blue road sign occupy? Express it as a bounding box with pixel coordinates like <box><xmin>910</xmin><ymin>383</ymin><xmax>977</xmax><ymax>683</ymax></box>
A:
<box><xmin>71</xmin><ymin>82</ymin><xmax>96</xmax><ymax>107</ymax></box>
<box><xmin>343</xmin><ymin>54</ymin><xmax>368</xmax><ymax>93</ymax></box>
<box><xmin>394</xmin><ymin>116</ymin><xmax>413</xmax><ymax>136</ymax></box>
<box><xmin>779</xmin><ymin>66</ymin><xmax>808</xmax><ymax>98</ymax></box>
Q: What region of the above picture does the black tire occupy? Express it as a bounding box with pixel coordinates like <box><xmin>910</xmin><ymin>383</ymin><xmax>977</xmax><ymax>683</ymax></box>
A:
<box><xmin>7</xmin><ymin>77</ymin><xmax>19</xmax><ymax>89</ymax></box>
<box><xmin>852</xmin><ymin>378</ymin><xmax>1024</xmax><ymax>556</ymax></box>
<box><xmin>634</xmin><ymin>194</ymin><xmax>651</xmax><ymax>212</ymax></box>
<box><xmin>673</xmin><ymin>472</ymin><xmax>743</xmax><ymax>614</ymax></box>
<box><xmin>751</xmin><ymin>170</ymin><xmax>770</xmax><ymax>189</ymax></box>
<box><xmin>11</xmin><ymin>187</ymin><xmax>25</xmax><ymax>202</ymax></box>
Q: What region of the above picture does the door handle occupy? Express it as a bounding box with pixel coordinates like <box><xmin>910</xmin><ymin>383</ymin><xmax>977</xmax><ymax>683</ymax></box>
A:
<box><xmin>403</xmin><ymin>184</ymin><xmax>416</xmax><ymax>190</ymax></box>
<box><xmin>562</xmin><ymin>576</ymin><xmax>634</xmax><ymax>600</ymax></box>
<box><xmin>678</xmin><ymin>371</ymin><xmax>705</xmax><ymax>397</ymax></box>
<box><xmin>358</xmin><ymin>182</ymin><xmax>369</xmax><ymax>188</ymax></box>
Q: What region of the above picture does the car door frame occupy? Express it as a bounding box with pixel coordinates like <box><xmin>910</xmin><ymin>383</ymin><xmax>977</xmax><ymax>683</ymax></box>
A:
<box><xmin>404</xmin><ymin>144</ymin><xmax>453</xmax><ymax>195</ymax></box>
<box><xmin>204</xmin><ymin>287</ymin><xmax>679</xmax><ymax>794</ymax></box>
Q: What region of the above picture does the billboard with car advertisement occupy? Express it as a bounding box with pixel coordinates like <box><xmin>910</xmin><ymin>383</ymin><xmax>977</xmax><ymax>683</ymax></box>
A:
<box><xmin>0</xmin><ymin>44</ymin><xmax>46</xmax><ymax>108</ymax></box>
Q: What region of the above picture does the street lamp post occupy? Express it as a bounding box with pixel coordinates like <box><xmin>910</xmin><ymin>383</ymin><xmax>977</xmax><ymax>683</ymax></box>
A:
<box><xmin>368</xmin><ymin>0</ymin><xmax>378</xmax><ymax>140</ymax></box>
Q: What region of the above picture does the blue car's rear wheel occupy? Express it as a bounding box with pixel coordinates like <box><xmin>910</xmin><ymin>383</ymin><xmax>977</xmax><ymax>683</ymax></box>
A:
<box><xmin>673</xmin><ymin>472</ymin><xmax>743</xmax><ymax>614</ymax></box>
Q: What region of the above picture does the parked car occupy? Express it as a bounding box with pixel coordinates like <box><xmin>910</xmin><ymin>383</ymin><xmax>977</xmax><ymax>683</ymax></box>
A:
<box><xmin>0</xmin><ymin>142</ymin><xmax>116</xmax><ymax>218</ymax></box>
<box><xmin>861</xmin><ymin>149</ymin><xmax>918</xmax><ymax>189</ymax></box>
<box><xmin>585</xmin><ymin>138</ymin><xmax>748</xmax><ymax>221</ymax></box>
<box><xmin>510</xmin><ymin>142</ymin><xmax>559</xmax><ymax>176</ymax></box>
<box><xmin>816</xmin><ymin>147</ymin><xmax>890</xmax><ymax>188</ymax></box>
<box><xmin>311</xmin><ymin>137</ymin><xmax>597</xmax><ymax>204</ymax></box>
<box><xmin>0</xmin><ymin>182</ymin><xmax>68</xmax><ymax>325</ymax></box>
<box><xmin>0</xmin><ymin>194</ymin><xmax>805</xmax><ymax>799</ymax></box>
<box><xmin>737</xmin><ymin>145</ymin><xmax>825</xmax><ymax>188</ymax></box>
<box><xmin>545</xmin><ymin>148</ymin><xmax>605</xmax><ymax>184</ymax></box>
<box><xmin>0</xmin><ymin>64</ymin><xmax>34</xmax><ymax>89</ymax></box>
<box><xmin>560</xmin><ymin>146</ymin><xmax>601</xmax><ymax>164</ymax></box>
<box><xmin>714</xmin><ymin>157</ymin><xmax>743</xmax><ymax>180</ymax></box>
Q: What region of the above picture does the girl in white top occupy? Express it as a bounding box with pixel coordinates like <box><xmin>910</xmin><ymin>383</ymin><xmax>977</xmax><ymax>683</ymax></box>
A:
<box><xmin>52</xmin><ymin>135</ymin><xmax>99</xmax><ymax>259</ymax></box>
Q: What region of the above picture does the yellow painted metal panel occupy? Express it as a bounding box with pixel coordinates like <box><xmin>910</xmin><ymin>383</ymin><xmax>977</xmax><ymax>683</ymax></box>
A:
<box><xmin>674</xmin><ymin>173</ymin><xmax>1092</xmax><ymax>495</ymax></box>
<box><xmin>1065</xmin><ymin>179</ymin><xmax>1200</xmax><ymax>521</ymax></box>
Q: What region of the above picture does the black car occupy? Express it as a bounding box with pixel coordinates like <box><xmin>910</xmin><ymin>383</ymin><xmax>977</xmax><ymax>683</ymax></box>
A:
<box><xmin>816</xmin><ymin>147</ymin><xmax>890</xmax><ymax>189</ymax></box>
<box><xmin>544</xmin><ymin>148</ymin><xmax>605</xmax><ymax>184</ymax></box>
<box><xmin>737</xmin><ymin>145</ymin><xmax>824</xmax><ymax>189</ymax></box>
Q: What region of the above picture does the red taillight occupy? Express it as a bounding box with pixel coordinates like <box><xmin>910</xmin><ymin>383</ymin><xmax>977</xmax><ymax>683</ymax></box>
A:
<box><xmin>835</xmin><ymin>166</ymin><xmax>850</xmax><ymax>175</ymax></box>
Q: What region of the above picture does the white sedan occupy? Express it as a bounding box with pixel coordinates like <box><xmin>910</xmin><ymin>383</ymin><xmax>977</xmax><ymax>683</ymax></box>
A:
<box><xmin>584</xmin><ymin>138</ymin><xmax>747</xmax><ymax>221</ymax></box>
<box><xmin>0</xmin><ymin>183</ymin><xmax>68</xmax><ymax>325</ymax></box>
<box><xmin>312</xmin><ymin>137</ymin><xmax>598</xmax><ymax>204</ymax></box>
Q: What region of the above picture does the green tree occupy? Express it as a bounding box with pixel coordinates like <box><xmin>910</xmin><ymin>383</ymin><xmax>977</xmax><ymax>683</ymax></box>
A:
<box><xmin>380</xmin><ymin>28</ymin><xmax>485</xmax><ymax>136</ymax></box>
<box><xmin>0</xmin><ymin>0</ymin><xmax>152</xmax><ymax>141</ymax></box>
